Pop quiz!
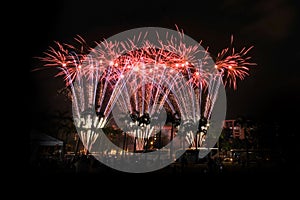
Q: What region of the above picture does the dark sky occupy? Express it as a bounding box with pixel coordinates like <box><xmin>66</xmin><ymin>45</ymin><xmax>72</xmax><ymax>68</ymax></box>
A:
<box><xmin>29</xmin><ymin>0</ymin><xmax>300</xmax><ymax>131</ymax></box>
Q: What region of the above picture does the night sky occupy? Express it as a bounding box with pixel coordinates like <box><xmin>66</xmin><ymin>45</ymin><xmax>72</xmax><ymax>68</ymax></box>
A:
<box><xmin>28</xmin><ymin>0</ymin><xmax>300</xmax><ymax>133</ymax></box>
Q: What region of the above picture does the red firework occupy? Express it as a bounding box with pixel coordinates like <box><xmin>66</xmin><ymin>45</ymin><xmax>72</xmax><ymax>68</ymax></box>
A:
<box><xmin>36</xmin><ymin>33</ymin><xmax>256</xmax><ymax>90</ymax></box>
<box><xmin>214</xmin><ymin>35</ymin><xmax>256</xmax><ymax>89</ymax></box>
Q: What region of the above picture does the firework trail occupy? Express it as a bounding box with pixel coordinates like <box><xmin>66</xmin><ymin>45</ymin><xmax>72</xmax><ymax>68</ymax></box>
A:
<box><xmin>36</xmin><ymin>29</ymin><xmax>255</xmax><ymax>153</ymax></box>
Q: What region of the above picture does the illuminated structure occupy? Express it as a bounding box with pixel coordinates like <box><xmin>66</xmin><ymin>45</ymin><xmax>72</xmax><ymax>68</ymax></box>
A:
<box><xmin>223</xmin><ymin>119</ymin><xmax>245</xmax><ymax>139</ymax></box>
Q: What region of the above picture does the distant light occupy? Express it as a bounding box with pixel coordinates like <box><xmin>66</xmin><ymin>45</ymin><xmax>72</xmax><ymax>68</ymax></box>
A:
<box><xmin>120</xmin><ymin>74</ymin><xmax>124</xmax><ymax>78</ymax></box>
<box><xmin>228</xmin><ymin>65</ymin><xmax>232</xmax><ymax>69</ymax></box>
<box><xmin>109</xmin><ymin>61</ymin><xmax>114</xmax><ymax>66</ymax></box>
<box><xmin>214</xmin><ymin>65</ymin><xmax>218</xmax><ymax>69</ymax></box>
<box><xmin>195</xmin><ymin>72</ymin><xmax>200</xmax><ymax>76</ymax></box>
<box><xmin>175</xmin><ymin>63</ymin><xmax>179</xmax><ymax>67</ymax></box>
<box><xmin>62</xmin><ymin>63</ymin><xmax>67</xmax><ymax>67</ymax></box>
<box><xmin>114</xmin><ymin>63</ymin><xmax>118</xmax><ymax>67</ymax></box>
<box><xmin>185</xmin><ymin>61</ymin><xmax>189</xmax><ymax>65</ymax></box>
<box><xmin>181</xmin><ymin>63</ymin><xmax>185</xmax><ymax>67</ymax></box>
<box><xmin>78</xmin><ymin>65</ymin><xmax>82</xmax><ymax>69</ymax></box>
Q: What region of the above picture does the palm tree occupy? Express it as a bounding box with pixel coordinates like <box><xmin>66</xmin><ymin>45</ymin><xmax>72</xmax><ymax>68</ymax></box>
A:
<box><xmin>50</xmin><ymin>110</ymin><xmax>78</xmax><ymax>155</ymax></box>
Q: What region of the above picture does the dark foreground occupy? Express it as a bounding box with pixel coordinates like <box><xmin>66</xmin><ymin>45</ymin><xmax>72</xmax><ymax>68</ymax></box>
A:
<box><xmin>29</xmin><ymin>155</ymin><xmax>299</xmax><ymax>179</ymax></box>
<box><xmin>27</xmin><ymin>156</ymin><xmax>299</xmax><ymax>195</ymax></box>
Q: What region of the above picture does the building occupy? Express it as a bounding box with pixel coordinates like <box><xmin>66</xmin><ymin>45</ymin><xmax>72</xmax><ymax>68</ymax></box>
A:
<box><xmin>223</xmin><ymin>119</ymin><xmax>245</xmax><ymax>139</ymax></box>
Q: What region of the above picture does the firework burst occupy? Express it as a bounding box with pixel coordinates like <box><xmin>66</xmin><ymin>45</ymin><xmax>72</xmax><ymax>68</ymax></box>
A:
<box><xmin>35</xmin><ymin>28</ymin><xmax>255</xmax><ymax>153</ymax></box>
<box><xmin>214</xmin><ymin>35</ymin><xmax>256</xmax><ymax>89</ymax></box>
